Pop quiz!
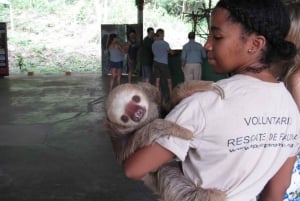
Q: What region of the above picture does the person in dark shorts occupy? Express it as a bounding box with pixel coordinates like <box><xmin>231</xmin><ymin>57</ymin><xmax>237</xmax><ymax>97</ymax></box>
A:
<box><xmin>152</xmin><ymin>29</ymin><xmax>174</xmax><ymax>95</ymax></box>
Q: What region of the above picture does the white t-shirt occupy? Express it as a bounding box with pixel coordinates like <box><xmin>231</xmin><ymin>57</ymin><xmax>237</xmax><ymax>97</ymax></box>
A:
<box><xmin>156</xmin><ymin>74</ymin><xmax>300</xmax><ymax>201</ymax></box>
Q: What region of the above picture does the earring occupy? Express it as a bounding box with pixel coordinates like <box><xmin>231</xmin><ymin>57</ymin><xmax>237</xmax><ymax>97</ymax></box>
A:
<box><xmin>248</xmin><ymin>49</ymin><xmax>253</xmax><ymax>53</ymax></box>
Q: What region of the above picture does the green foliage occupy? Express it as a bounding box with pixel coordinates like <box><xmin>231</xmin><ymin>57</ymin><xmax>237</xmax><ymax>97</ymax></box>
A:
<box><xmin>161</xmin><ymin>0</ymin><xmax>198</xmax><ymax>16</ymax></box>
<box><xmin>142</xmin><ymin>0</ymin><xmax>217</xmax><ymax>42</ymax></box>
<box><xmin>11</xmin><ymin>0</ymin><xmax>48</xmax><ymax>10</ymax></box>
<box><xmin>12</xmin><ymin>46</ymin><xmax>100</xmax><ymax>73</ymax></box>
<box><xmin>103</xmin><ymin>0</ymin><xmax>137</xmax><ymax>24</ymax></box>
<box><xmin>13</xmin><ymin>52</ymin><xmax>100</xmax><ymax>74</ymax></box>
<box><xmin>16</xmin><ymin>39</ymin><xmax>32</xmax><ymax>46</ymax></box>
<box><xmin>0</xmin><ymin>4</ymin><xmax>10</xmax><ymax>22</ymax></box>
<box><xmin>10</xmin><ymin>0</ymin><xmax>74</xmax><ymax>13</ymax></box>
<box><xmin>16</xmin><ymin>54</ymin><xmax>25</xmax><ymax>71</ymax></box>
<box><xmin>65</xmin><ymin>0</ymin><xmax>79</xmax><ymax>5</ymax></box>
<box><xmin>145</xmin><ymin>0</ymin><xmax>208</xmax><ymax>16</ymax></box>
<box><xmin>16</xmin><ymin>54</ymin><xmax>35</xmax><ymax>73</ymax></box>
<box><xmin>76</xmin><ymin>6</ymin><xmax>87</xmax><ymax>22</ymax></box>
<box><xmin>6</xmin><ymin>0</ymin><xmax>102</xmax><ymax>74</ymax></box>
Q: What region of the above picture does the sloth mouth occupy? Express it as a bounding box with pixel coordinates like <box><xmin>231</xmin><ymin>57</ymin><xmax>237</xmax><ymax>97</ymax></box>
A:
<box><xmin>132</xmin><ymin>107</ymin><xmax>146</xmax><ymax>122</ymax></box>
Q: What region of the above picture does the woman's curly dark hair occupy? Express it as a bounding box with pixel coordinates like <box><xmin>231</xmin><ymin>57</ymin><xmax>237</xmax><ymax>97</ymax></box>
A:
<box><xmin>216</xmin><ymin>0</ymin><xmax>296</xmax><ymax>64</ymax></box>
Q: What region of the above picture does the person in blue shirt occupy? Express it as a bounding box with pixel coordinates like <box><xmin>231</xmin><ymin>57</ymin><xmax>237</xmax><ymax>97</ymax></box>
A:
<box><xmin>181</xmin><ymin>31</ymin><xmax>207</xmax><ymax>81</ymax></box>
<box><xmin>152</xmin><ymin>28</ymin><xmax>174</xmax><ymax>95</ymax></box>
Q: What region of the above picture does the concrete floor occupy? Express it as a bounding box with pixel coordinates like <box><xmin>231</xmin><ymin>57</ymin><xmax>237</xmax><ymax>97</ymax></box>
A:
<box><xmin>0</xmin><ymin>74</ymin><xmax>157</xmax><ymax>201</ymax></box>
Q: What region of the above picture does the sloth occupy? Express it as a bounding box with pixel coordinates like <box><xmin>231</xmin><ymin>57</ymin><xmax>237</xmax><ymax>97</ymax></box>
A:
<box><xmin>105</xmin><ymin>80</ymin><xmax>226</xmax><ymax>201</ymax></box>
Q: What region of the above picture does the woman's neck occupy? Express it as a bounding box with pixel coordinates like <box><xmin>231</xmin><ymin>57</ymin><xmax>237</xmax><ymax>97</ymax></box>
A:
<box><xmin>232</xmin><ymin>64</ymin><xmax>278</xmax><ymax>82</ymax></box>
<box><xmin>239</xmin><ymin>69</ymin><xmax>279</xmax><ymax>83</ymax></box>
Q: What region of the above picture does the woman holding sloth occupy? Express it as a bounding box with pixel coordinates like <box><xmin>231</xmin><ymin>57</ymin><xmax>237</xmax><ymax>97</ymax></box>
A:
<box><xmin>124</xmin><ymin>0</ymin><xmax>300</xmax><ymax>201</ymax></box>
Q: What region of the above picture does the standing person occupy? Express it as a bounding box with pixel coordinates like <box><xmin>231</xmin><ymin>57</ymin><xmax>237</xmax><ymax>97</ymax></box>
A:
<box><xmin>152</xmin><ymin>28</ymin><xmax>174</xmax><ymax>95</ymax></box>
<box><xmin>126</xmin><ymin>29</ymin><xmax>139</xmax><ymax>83</ymax></box>
<box><xmin>283</xmin><ymin>2</ymin><xmax>300</xmax><ymax>107</ymax></box>
<box><xmin>275</xmin><ymin>3</ymin><xmax>300</xmax><ymax>201</ymax></box>
<box><xmin>107</xmin><ymin>33</ymin><xmax>125</xmax><ymax>91</ymax></box>
<box><xmin>181</xmin><ymin>31</ymin><xmax>207</xmax><ymax>81</ymax></box>
<box><xmin>140</xmin><ymin>27</ymin><xmax>155</xmax><ymax>83</ymax></box>
<box><xmin>124</xmin><ymin>1</ymin><xmax>300</xmax><ymax>201</ymax></box>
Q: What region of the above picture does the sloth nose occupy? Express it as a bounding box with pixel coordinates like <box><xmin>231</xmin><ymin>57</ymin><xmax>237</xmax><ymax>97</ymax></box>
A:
<box><xmin>125</xmin><ymin>102</ymin><xmax>146</xmax><ymax>122</ymax></box>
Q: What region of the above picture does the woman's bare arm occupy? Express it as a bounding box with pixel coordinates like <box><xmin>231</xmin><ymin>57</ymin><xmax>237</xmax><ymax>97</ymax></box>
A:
<box><xmin>258</xmin><ymin>156</ymin><xmax>296</xmax><ymax>201</ymax></box>
<box><xmin>124</xmin><ymin>143</ymin><xmax>175</xmax><ymax>180</ymax></box>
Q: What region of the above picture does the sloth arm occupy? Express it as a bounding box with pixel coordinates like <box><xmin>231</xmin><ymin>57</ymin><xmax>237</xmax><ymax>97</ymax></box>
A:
<box><xmin>124</xmin><ymin>143</ymin><xmax>175</xmax><ymax>180</ymax></box>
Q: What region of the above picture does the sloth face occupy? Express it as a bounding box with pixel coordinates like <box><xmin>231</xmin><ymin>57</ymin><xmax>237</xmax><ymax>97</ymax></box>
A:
<box><xmin>121</xmin><ymin>95</ymin><xmax>146</xmax><ymax>123</ymax></box>
<box><xmin>107</xmin><ymin>84</ymin><xmax>150</xmax><ymax>127</ymax></box>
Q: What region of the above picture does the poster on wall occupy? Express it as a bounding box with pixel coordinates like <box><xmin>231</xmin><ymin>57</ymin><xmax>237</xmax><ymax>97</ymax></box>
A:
<box><xmin>100</xmin><ymin>24</ymin><xmax>138</xmax><ymax>76</ymax></box>
<box><xmin>0</xmin><ymin>22</ymin><xmax>9</xmax><ymax>76</ymax></box>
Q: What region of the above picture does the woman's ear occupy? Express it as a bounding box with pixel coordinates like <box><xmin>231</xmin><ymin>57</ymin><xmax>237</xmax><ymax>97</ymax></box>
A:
<box><xmin>248</xmin><ymin>35</ymin><xmax>266</xmax><ymax>54</ymax></box>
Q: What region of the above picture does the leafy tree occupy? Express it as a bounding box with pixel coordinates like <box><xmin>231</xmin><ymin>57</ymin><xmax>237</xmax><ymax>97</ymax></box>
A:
<box><xmin>145</xmin><ymin>0</ymin><xmax>214</xmax><ymax>17</ymax></box>
<box><xmin>144</xmin><ymin>0</ymin><xmax>217</xmax><ymax>40</ymax></box>
<box><xmin>183</xmin><ymin>0</ymin><xmax>217</xmax><ymax>39</ymax></box>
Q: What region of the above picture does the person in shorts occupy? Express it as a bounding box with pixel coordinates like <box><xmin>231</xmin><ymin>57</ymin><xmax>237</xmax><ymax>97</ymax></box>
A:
<box><xmin>152</xmin><ymin>28</ymin><xmax>174</xmax><ymax>95</ymax></box>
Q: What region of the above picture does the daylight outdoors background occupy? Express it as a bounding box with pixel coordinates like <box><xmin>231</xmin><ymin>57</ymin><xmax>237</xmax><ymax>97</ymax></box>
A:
<box><xmin>0</xmin><ymin>0</ymin><xmax>218</xmax><ymax>74</ymax></box>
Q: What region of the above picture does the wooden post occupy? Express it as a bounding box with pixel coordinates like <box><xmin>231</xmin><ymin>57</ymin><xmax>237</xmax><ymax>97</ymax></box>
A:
<box><xmin>135</xmin><ymin>0</ymin><xmax>144</xmax><ymax>44</ymax></box>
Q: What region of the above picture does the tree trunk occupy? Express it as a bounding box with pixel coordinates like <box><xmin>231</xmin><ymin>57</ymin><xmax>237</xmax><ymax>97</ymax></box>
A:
<box><xmin>181</xmin><ymin>0</ymin><xmax>186</xmax><ymax>19</ymax></box>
